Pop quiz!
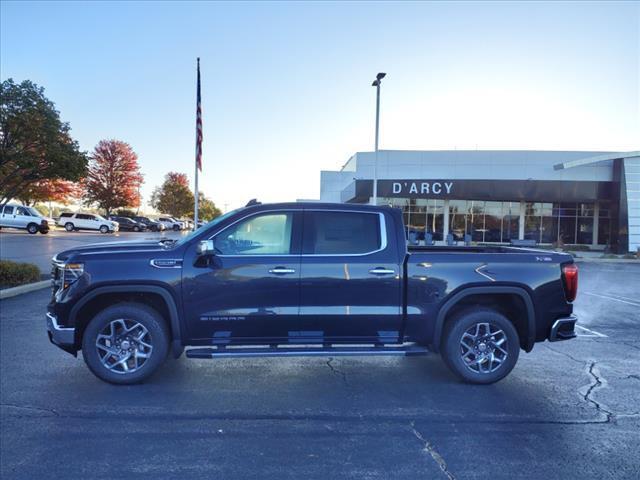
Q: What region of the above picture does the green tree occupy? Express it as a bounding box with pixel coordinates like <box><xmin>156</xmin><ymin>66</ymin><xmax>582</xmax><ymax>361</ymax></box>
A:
<box><xmin>149</xmin><ymin>172</ymin><xmax>194</xmax><ymax>218</ymax></box>
<box><xmin>192</xmin><ymin>192</ymin><xmax>222</xmax><ymax>221</ymax></box>
<box><xmin>0</xmin><ymin>79</ymin><xmax>87</xmax><ymax>206</ymax></box>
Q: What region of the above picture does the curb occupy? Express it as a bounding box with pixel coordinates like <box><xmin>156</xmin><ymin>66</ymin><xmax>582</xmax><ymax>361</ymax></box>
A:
<box><xmin>0</xmin><ymin>280</ymin><xmax>50</xmax><ymax>300</ymax></box>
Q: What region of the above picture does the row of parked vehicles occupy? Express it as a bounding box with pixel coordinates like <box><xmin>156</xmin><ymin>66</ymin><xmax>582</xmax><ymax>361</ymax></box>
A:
<box><xmin>0</xmin><ymin>203</ymin><xmax>189</xmax><ymax>234</ymax></box>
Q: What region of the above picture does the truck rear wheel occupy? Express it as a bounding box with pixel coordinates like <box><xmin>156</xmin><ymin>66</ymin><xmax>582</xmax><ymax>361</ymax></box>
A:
<box><xmin>441</xmin><ymin>308</ymin><xmax>519</xmax><ymax>384</ymax></box>
<box><xmin>81</xmin><ymin>303</ymin><xmax>170</xmax><ymax>385</ymax></box>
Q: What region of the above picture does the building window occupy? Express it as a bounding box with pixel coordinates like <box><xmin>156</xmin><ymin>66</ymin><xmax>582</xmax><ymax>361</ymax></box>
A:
<box><xmin>598</xmin><ymin>201</ymin><xmax>611</xmax><ymax>246</ymax></box>
<box><xmin>449</xmin><ymin>200</ymin><xmax>469</xmax><ymax>241</ymax></box>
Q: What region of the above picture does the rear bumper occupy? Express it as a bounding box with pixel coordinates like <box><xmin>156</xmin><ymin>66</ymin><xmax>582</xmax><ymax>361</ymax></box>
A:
<box><xmin>549</xmin><ymin>315</ymin><xmax>578</xmax><ymax>342</ymax></box>
<box><xmin>46</xmin><ymin>312</ymin><xmax>75</xmax><ymax>349</ymax></box>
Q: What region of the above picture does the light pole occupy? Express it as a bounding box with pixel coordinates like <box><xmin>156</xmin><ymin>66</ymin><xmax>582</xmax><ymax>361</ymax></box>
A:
<box><xmin>371</xmin><ymin>72</ymin><xmax>386</xmax><ymax>205</ymax></box>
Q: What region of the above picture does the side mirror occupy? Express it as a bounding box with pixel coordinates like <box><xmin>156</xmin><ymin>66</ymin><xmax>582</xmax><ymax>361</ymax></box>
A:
<box><xmin>197</xmin><ymin>239</ymin><xmax>215</xmax><ymax>256</ymax></box>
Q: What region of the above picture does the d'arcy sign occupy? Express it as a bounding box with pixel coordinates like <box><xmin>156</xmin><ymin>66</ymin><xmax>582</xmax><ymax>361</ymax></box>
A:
<box><xmin>379</xmin><ymin>180</ymin><xmax>454</xmax><ymax>197</ymax></box>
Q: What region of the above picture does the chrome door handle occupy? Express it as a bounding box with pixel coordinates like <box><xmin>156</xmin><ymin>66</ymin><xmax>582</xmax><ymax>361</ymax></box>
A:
<box><xmin>268</xmin><ymin>267</ymin><xmax>296</xmax><ymax>275</ymax></box>
<box><xmin>369</xmin><ymin>267</ymin><xmax>395</xmax><ymax>275</ymax></box>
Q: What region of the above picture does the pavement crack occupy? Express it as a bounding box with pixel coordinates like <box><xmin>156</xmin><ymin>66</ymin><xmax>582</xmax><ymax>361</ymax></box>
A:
<box><xmin>581</xmin><ymin>362</ymin><xmax>614</xmax><ymax>424</ymax></box>
<box><xmin>410</xmin><ymin>422</ymin><xmax>456</xmax><ymax>480</ymax></box>
<box><xmin>543</xmin><ymin>344</ymin><xmax>584</xmax><ymax>364</ymax></box>
<box><xmin>544</xmin><ymin>347</ymin><xmax>620</xmax><ymax>424</ymax></box>
<box><xmin>326</xmin><ymin>357</ymin><xmax>348</xmax><ymax>385</ymax></box>
<box><xmin>621</xmin><ymin>341</ymin><xmax>640</xmax><ymax>352</ymax></box>
<box><xmin>0</xmin><ymin>403</ymin><xmax>59</xmax><ymax>417</ymax></box>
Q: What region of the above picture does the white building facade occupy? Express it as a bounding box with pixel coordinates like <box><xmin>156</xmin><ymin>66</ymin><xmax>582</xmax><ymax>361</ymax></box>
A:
<box><xmin>320</xmin><ymin>150</ymin><xmax>640</xmax><ymax>253</ymax></box>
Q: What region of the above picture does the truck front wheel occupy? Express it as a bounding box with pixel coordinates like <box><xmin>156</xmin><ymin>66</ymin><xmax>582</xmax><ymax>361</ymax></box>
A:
<box><xmin>441</xmin><ymin>308</ymin><xmax>520</xmax><ymax>384</ymax></box>
<box><xmin>81</xmin><ymin>303</ymin><xmax>170</xmax><ymax>385</ymax></box>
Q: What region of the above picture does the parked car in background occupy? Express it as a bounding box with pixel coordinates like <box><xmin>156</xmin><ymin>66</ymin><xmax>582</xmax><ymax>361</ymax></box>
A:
<box><xmin>133</xmin><ymin>216</ymin><xmax>165</xmax><ymax>232</ymax></box>
<box><xmin>109</xmin><ymin>216</ymin><xmax>147</xmax><ymax>232</ymax></box>
<box><xmin>0</xmin><ymin>204</ymin><xmax>50</xmax><ymax>234</ymax></box>
<box><xmin>57</xmin><ymin>212</ymin><xmax>118</xmax><ymax>234</ymax></box>
<box><xmin>157</xmin><ymin>216</ymin><xmax>184</xmax><ymax>231</ymax></box>
<box><xmin>179</xmin><ymin>218</ymin><xmax>194</xmax><ymax>230</ymax></box>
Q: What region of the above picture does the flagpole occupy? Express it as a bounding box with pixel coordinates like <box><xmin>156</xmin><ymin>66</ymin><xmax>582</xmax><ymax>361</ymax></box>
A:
<box><xmin>194</xmin><ymin>57</ymin><xmax>201</xmax><ymax>230</ymax></box>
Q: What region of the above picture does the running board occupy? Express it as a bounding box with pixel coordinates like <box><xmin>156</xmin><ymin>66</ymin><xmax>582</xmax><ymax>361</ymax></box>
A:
<box><xmin>185</xmin><ymin>344</ymin><xmax>429</xmax><ymax>359</ymax></box>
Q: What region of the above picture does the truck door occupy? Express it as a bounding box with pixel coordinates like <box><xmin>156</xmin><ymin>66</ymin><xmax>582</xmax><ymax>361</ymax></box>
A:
<box><xmin>182</xmin><ymin>210</ymin><xmax>302</xmax><ymax>343</ymax></box>
<box><xmin>298</xmin><ymin>209</ymin><xmax>403</xmax><ymax>343</ymax></box>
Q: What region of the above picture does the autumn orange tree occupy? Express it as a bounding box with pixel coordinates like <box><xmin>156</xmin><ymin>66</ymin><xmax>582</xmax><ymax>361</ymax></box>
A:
<box><xmin>17</xmin><ymin>179</ymin><xmax>84</xmax><ymax>206</ymax></box>
<box><xmin>84</xmin><ymin>140</ymin><xmax>143</xmax><ymax>216</ymax></box>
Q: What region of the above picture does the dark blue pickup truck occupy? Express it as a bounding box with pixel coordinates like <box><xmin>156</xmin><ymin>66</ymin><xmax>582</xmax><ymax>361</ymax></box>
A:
<box><xmin>46</xmin><ymin>201</ymin><xmax>578</xmax><ymax>385</ymax></box>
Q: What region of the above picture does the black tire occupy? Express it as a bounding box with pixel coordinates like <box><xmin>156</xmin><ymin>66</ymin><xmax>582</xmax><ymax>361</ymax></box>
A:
<box><xmin>441</xmin><ymin>307</ymin><xmax>520</xmax><ymax>384</ymax></box>
<box><xmin>40</xmin><ymin>229</ymin><xmax>49</xmax><ymax>234</ymax></box>
<box><xmin>64</xmin><ymin>222</ymin><xmax>75</xmax><ymax>232</ymax></box>
<box><xmin>133</xmin><ymin>226</ymin><xmax>140</xmax><ymax>232</ymax></box>
<box><xmin>81</xmin><ymin>303</ymin><xmax>170</xmax><ymax>385</ymax></box>
<box><xmin>26</xmin><ymin>223</ymin><xmax>39</xmax><ymax>234</ymax></box>
<box><xmin>99</xmin><ymin>225</ymin><xmax>109</xmax><ymax>234</ymax></box>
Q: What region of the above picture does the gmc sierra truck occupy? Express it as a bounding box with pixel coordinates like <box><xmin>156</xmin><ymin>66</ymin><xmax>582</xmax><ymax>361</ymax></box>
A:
<box><xmin>46</xmin><ymin>201</ymin><xmax>578</xmax><ymax>385</ymax></box>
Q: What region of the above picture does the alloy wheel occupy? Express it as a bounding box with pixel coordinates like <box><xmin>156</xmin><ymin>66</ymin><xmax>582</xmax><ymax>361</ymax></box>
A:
<box><xmin>459</xmin><ymin>322</ymin><xmax>508</xmax><ymax>374</ymax></box>
<box><xmin>95</xmin><ymin>319</ymin><xmax>153</xmax><ymax>374</ymax></box>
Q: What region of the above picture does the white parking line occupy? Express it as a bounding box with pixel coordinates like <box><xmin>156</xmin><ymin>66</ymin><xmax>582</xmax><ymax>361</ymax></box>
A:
<box><xmin>582</xmin><ymin>291</ymin><xmax>640</xmax><ymax>307</ymax></box>
<box><xmin>575</xmin><ymin>325</ymin><xmax>608</xmax><ymax>338</ymax></box>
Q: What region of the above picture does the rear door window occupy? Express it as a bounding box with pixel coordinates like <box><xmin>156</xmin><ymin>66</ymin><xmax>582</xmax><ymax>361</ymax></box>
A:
<box><xmin>3</xmin><ymin>206</ymin><xmax>14</xmax><ymax>214</ymax></box>
<box><xmin>302</xmin><ymin>211</ymin><xmax>382</xmax><ymax>255</ymax></box>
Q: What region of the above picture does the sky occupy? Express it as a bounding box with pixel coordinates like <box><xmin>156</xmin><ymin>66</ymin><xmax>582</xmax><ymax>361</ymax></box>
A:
<box><xmin>1</xmin><ymin>0</ymin><xmax>639</xmax><ymax>211</ymax></box>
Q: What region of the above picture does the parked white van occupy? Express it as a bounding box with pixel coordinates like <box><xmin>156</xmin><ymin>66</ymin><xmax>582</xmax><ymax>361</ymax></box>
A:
<box><xmin>57</xmin><ymin>212</ymin><xmax>119</xmax><ymax>234</ymax></box>
<box><xmin>0</xmin><ymin>204</ymin><xmax>51</xmax><ymax>234</ymax></box>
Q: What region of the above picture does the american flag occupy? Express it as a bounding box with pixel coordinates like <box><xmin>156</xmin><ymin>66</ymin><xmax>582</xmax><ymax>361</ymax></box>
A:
<box><xmin>195</xmin><ymin>58</ymin><xmax>202</xmax><ymax>172</ymax></box>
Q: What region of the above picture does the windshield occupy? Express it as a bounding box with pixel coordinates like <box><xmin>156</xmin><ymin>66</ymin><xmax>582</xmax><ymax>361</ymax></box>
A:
<box><xmin>26</xmin><ymin>207</ymin><xmax>42</xmax><ymax>217</ymax></box>
<box><xmin>174</xmin><ymin>208</ymin><xmax>243</xmax><ymax>247</ymax></box>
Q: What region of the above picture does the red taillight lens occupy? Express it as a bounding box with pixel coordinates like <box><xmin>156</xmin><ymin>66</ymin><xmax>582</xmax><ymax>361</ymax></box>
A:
<box><xmin>562</xmin><ymin>263</ymin><xmax>578</xmax><ymax>302</ymax></box>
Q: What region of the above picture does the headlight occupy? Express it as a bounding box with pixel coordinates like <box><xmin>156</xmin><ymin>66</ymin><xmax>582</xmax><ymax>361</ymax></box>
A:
<box><xmin>62</xmin><ymin>263</ymin><xmax>84</xmax><ymax>290</ymax></box>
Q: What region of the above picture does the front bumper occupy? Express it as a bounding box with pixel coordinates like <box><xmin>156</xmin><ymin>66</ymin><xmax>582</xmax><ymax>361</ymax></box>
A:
<box><xmin>46</xmin><ymin>312</ymin><xmax>75</xmax><ymax>349</ymax></box>
<box><xmin>549</xmin><ymin>315</ymin><xmax>578</xmax><ymax>342</ymax></box>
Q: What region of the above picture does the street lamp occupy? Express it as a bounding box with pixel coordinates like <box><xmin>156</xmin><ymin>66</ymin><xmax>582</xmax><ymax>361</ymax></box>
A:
<box><xmin>371</xmin><ymin>72</ymin><xmax>386</xmax><ymax>205</ymax></box>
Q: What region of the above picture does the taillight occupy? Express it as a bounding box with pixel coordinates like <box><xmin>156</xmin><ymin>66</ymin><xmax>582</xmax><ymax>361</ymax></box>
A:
<box><xmin>562</xmin><ymin>263</ymin><xmax>578</xmax><ymax>302</ymax></box>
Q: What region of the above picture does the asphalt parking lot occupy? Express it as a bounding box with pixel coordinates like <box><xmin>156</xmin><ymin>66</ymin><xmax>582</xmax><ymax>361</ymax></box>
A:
<box><xmin>0</xmin><ymin>228</ymin><xmax>187</xmax><ymax>273</ymax></box>
<box><xmin>1</xmin><ymin>238</ymin><xmax>639</xmax><ymax>478</ymax></box>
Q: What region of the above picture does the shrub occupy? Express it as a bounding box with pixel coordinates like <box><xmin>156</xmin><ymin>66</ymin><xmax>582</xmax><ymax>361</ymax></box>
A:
<box><xmin>0</xmin><ymin>260</ymin><xmax>41</xmax><ymax>288</ymax></box>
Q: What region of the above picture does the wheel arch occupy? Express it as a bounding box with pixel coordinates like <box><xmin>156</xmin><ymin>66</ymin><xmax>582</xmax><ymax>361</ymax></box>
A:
<box><xmin>70</xmin><ymin>285</ymin><xmax>184</xmax><ymax>358</ymax></box>
<box><xmin>432</xmin><ymin>286</ymin><xmax>536</xmax><ymax>353</ymax></box>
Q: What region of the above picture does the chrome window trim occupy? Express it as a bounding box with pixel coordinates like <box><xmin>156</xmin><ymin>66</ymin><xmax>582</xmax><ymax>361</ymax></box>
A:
<box><xmin>209</xmin><ymin>208</ymin><xmax>388</xmax><ymax>258</ymax></box>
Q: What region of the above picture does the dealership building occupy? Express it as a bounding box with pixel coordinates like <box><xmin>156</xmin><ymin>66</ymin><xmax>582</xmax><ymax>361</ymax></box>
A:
<box><xmin>319</xmin><ymin>150</ymin><xmax>640</xmax><ymax>253</ymax></box>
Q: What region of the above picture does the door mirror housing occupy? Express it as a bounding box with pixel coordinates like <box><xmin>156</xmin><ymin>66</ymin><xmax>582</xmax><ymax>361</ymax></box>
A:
<box><xmin>197</xmin><ymin>239</ymin><xmax>215</xmax><ymax>256</ymax></box>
